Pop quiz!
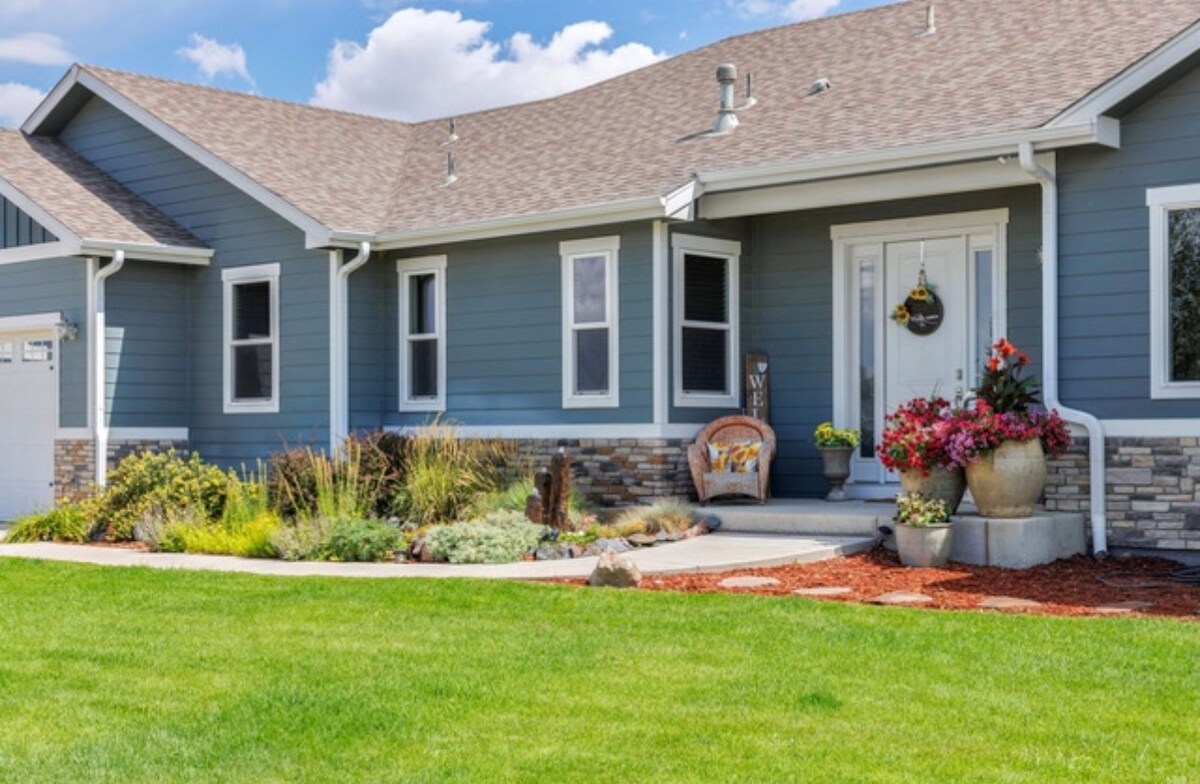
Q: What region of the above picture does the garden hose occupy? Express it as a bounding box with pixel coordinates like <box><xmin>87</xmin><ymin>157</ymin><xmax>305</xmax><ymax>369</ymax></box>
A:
<box><xmin>1096</xmin><ymin>573</ymin><xmax>1171</xmax><ymax>590</ymax></box>
<box><xmin>1169</xmin><ymin>566</ymin><xmax>1200</xmax><ymax>585</ymax></box>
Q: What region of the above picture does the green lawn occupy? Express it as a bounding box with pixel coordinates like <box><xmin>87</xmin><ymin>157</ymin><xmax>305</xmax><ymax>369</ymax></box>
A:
<box><xmin>0</xmin><ymin>560</ymin><xmax>1197</xmax><ymax>783</ymax></box>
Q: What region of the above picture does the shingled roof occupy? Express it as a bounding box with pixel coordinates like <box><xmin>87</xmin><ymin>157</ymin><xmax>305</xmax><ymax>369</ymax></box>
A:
<box><xmin>0</xmin><ymin>129</ymin><xmax>205</xmax><ymax>250</ymax></box>
<box><xmin>26</xmin><ymin>0</ymin><xmax>1200</xmax><ymax>240</ymax></box>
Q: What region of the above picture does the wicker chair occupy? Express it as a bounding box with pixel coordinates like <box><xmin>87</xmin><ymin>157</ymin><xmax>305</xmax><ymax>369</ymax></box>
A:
<box><xmin>688</xmin><ymin>415</ymin><xmax>777</xmax><ymax>504</ymax></box>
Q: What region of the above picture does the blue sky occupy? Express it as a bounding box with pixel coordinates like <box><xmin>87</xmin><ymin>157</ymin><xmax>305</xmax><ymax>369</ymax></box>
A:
<box><xmin>0</xmin><ymin>0</ymin><xmax>896</xmax><ymax>126</ymax></box>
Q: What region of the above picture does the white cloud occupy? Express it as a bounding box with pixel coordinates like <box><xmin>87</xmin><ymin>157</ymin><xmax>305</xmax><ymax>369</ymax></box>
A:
<box><xmin>311</xmin><ymin>9</ymin><xmax>666</xmax><ymax>121</ymax></box>
<box><xmin>728</xmin><ymin>0</ymin><xmax>841</xmax><ymax>22</ymax></box>
<box><xmin>0</xmin><ymin>82</ymin><xmax>45</xmax><ymax>127</ymax></box>
<box><xmin>177</xmin><ymin>33</ymin><xmax>254</xmax><ymax>85</ymax></box>
<box><xmin>0</xmin><ymin>32</ymin><xmax>73</xmax><ymax>66</ymax></box>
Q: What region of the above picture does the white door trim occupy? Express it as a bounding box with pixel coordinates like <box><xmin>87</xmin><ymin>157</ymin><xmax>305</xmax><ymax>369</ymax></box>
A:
<box><xmin>831</xmin><ymin>210</ymin><xmax>1009</xmax><ymax>489</ymax></box>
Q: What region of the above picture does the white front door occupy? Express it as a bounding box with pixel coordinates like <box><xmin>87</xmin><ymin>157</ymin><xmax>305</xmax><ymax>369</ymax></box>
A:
<box><xmin>0</xmin><ymin>332</ymin><xmax>57</xmax><ymax>520</ymax></box>
<box><xmin>832</xmin><ymin>210</ymin><xmax>1008</xmax><ymax>491</ymax></box>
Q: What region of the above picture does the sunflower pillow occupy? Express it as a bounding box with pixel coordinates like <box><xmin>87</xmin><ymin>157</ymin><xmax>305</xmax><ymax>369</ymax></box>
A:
<box><xmin>707</xmin><ymin>441</ymin><xmax>763</xmax><ymax>474</ymax></box>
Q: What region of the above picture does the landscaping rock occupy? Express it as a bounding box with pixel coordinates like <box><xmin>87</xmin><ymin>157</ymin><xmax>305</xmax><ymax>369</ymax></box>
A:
<box><xmin>1094</xmin><ymin>600</ymin><xmax>1155</xmax><ymax>615</ymax></box>
<box><xmin>588</xmin><ymin>550</ymin><xmax>642</xmax><ymax>588</ymax></box>
<box><xmin>684</xmin><ymin>521</ymin><xmax>711</xmax><ymax>539</ymax></box>
<box><xmin>656</xmin><ymin>531</ymin><xmax>684</xmax><ymax>543</ymax></box>
<box><xmin>870</xmin><ymin>591</ymin><xmax>934</xmax><ymax>606</ymax></box>
<box><xmin>793</xmin><ymin>586</ymin><xmax>854</xmax><ymax>597</ymax></box>
<box><xmin>535</xmin><ymin>544</ymin><xmax>574</xmax><ymax>561</ymax></box>
<box><xmin>584</xmin><ymin>538</ymin><xmax>632</xmax><ymax>556</ymax></box>
<box><xmin>718</xmin><ymin>576</ymin><xmax>781</xmax><ymax>589</ymax></box>
<box><xmin>627</xmin><ymin>533</ymin><xmax>658</xmax><ymax>547</ymax></box>
<box><xmin>979</xmin><ymin>596</ymin><xmax>1043</xmax><ymax>611</ymax></box>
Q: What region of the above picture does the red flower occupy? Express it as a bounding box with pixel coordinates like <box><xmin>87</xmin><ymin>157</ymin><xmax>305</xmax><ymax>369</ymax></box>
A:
<box><xmin>995</xmin><ymin>338</ymin><xmax>1017</xmax><ymax>358</ymax></box>
<box><xmin>987</xmin><ymin>356</ymin><xmax>1001</xmax><ymax>372</ymax></box>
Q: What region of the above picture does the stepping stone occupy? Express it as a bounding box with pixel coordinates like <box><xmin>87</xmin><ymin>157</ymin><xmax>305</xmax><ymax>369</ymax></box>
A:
<box><xmin>1094</xmin><ymin>600</ymin><xmax>1155</xmax><ymax>615</ymax></box>
<box><xmin>793</xmin><ymin>586</ymin><xmax>854</xmax><ymax>597</ymax></box>
<box><xmin>979</xmin><ymin>596</ymin><xmax>1043</xmax><ymax>611</ymax></box>
<box><xmin>718</xmin><ymin>576</ymin><xmax>781</xmax><ymax>589</ymax></box>
<box><xmin>870</xmin><ymin>591</ymin><xmax>933</xmax><ymax>606</ymax></box>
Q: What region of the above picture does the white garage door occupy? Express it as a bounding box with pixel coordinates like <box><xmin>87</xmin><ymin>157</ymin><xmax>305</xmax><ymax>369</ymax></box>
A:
<box><xmin>0</xmin><ymin>332</ymin><xmax>57</xmax><ymax>520</ymax></box>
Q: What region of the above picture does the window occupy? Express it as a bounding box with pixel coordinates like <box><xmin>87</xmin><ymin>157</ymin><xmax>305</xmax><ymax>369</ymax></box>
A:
<box><xmin>397</xmin><ymin>256</ymin><xmax>446</xmax><ymax>412</ymax></box>
<box><xmin>222</xmin><ymin>263</ymin><xmax>279</xmax><ymax>414</ymax></box>
<box><xmin>1149</xmin><ymin>185</ymin><xmax>1200</xmax><ymax>398</ymax></box>
<box><xmin>673</xmin><ymin>234</ymin><xmax>740</xmax><ymax>408</ymax></box>
<box><xmin>561</xmin><ymin>236</ymin><xmax>620</xmax><ymax>408</ymax></box>
<box><xmin>22</xmin><ymin>339</ymin><xmax>52</xmax><ymax>362</ymax></box>
<box><xmin>0</xmin><ymin>342</ymin><xmax>12</xmax><ymax>364</ymax></box>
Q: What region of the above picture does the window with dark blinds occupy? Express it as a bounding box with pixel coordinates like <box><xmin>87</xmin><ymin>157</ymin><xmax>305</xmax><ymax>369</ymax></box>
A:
<box><xmin>681</xmin><ymin>252</ymin><xmax>730</xmax><ymax>395</ymax></box>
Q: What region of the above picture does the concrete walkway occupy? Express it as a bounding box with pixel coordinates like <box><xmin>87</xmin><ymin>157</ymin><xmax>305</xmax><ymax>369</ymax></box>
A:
<box><xmin>0</xmin><ymin>532</ymin><xmax>874</xmax><ymax>580</ymax></box>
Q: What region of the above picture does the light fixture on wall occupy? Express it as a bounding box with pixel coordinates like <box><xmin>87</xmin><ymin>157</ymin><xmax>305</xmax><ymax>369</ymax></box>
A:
<box><xmin>55</xmin><ymin>320</ymin><xmax>79</xmax><ymax>341</ymax></box>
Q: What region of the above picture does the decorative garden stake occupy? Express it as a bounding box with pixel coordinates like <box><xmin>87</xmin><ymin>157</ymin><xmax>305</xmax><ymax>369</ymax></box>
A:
<box><xmin>744</xmin><ymin>352</ymin><xmax>770</xmax><ymax>422</ymax></box>
<box><xmin>526</xmin><ymin>454</ymin><xmax>572</xmax><ymax>530</ymax></box>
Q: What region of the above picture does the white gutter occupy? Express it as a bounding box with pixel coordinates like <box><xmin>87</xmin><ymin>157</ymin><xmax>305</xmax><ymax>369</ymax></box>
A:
<box><xmin>91</xmin><ymin>249</ymin><xmax>125</xmax><ymax>487</ymax></box>
<box><xmin>1018</xmin><ymin>143</ymin><xmax>1108</xmax><ymax>557</ymax></box>
<box><xmin>329</xmin><ymin>241</ymin><xmax>371</xmax><ymax>452</ymax></box>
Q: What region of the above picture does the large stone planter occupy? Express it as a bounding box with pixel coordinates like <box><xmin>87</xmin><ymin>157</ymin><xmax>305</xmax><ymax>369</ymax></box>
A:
<box><xmin>894</xmin><ymin>522</ymin><xmax>954</xmax><ymax>567</ymax></box>
<box><xmin>818</xmin><ymin>446</ymin><xmax>854</xmax><ymax>502</ymax></box>
<box><xmin>965</xmin><ymin>439</ymin><xmax>1046</xmax><ymax>518</ymax></box>
<box><xmin>900</xmin><ymin>466</ymin><xmax>967</xmax><ymax>514</ymax></box>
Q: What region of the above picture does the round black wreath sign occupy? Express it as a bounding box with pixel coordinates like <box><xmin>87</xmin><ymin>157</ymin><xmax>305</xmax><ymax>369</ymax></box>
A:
<box><xmin>890</xmin><ymin>276</ymin><xmax>944</xmax><ymax>336</ymax></box>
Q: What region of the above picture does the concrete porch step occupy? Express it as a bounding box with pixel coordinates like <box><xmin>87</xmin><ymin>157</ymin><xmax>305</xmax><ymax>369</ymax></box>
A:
<box><xmin>703</xmin><ymin>499</ymin><xmax>890</xmax><ymax>538</ymax></box>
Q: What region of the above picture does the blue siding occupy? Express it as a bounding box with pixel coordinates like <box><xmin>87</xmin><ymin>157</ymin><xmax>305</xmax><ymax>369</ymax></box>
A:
<box><xmin>0</xmin><ymin>198</ymin><xmax>56</xmax><ymax>248</ymax></box>
<box><xmin>681</xmin><ymin>188</ymin><xmax>1042</xmax><ymax>497</ymax></box>
<box><xmin>60</xmin><ymin>96</ymin><xmax>330</xmax><ymax>464</ymax></box>
<box><xmin>1058</xmin><ymin>65</ymin><xmax>1200</xmax><ymax>419</ymax></box>
<box><xmin>361</xmin><ymin>223</ymin><xmax>655</xmax><ymax>429</ymax></box>
<box><xmin>0</xmin><ymin>258</ymin><xmax>87</xmax><ymax>427</ymax></box>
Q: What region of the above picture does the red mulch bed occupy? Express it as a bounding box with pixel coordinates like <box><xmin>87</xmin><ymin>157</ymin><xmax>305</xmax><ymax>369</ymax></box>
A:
<box><xmin>573</xmin><ymin>549</ymin><xmax>1200</xmax><ymax>619</ymax></box>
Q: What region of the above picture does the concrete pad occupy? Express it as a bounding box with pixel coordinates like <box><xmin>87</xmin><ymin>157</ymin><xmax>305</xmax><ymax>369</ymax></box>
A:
<box><xmin>0</xmin><ymin>532</ymin><xmax>874</xmax><ymax>581</ymax></box>
<box><xmin>870</xmin><ymin>591</ymin><xmax>933</xmax><ymax>605</ymax></box>
<box><xmin>793</xmin><ymin>586</ymin><xmax>854</xmax><ymax>597</ymax></box>
<box><xmin>718</xmin><ymin>576</ymin><xmax>781</xmax><ymax>589</ymax></box>
<box><xmin>950</xmin><ymin>512</ymin><xmax>1087</xmax><ymax>569</ymax></box>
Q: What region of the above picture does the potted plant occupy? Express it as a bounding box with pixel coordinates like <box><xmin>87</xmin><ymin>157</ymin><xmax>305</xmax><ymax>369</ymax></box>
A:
<box><xmin>893</xmin><ymin>492</ymin><xmax>953</xmax><ymax>567</ymax></box>
<box><xmin>877</xmin><ymin>397</ymin><xmax>966</xmax><ymax>514</ymax></box>
<box><xmin>812</xmin><ymin>422</ymin><xmax>860</xmax><ymax>502</ymax></box>
<box><xmin>943</xmin><ymin>339</ymin><xmax>1072</xmax><ymax>517</ymax></box>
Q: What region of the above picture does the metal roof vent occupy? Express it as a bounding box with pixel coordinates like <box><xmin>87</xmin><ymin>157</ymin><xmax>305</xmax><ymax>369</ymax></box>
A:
<box><xmin>810</xmin><ymin>77</ymin><xmax>832</xmax><ymax>96</ymax></box>
<box><xmin>712</xmin><ymin>63</ymin><xmax>740</xmax><ymax>135</ymax></box>
<box><xmin>921</xmin><ymin>4</ymin><xmax>936</xmax><ymax>36</ymax></box>
<box><xmin>442</xmin><ymin>152</ymin><xmax>457</xmax><ymax>187</ymax></box>
<box><xmin>741</xmin><ymin>72</ymin><xmax>758</xmax><ymax>109</ymax></box>
<box><xmin>443</xmin><ymin>118</ymin><xmax>458</xmax><ymax>146</ymax></box>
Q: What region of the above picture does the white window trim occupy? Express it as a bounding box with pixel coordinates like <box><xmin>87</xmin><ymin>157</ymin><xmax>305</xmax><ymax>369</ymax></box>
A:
<box><xmin>1148</xmin><ymin>184</ymin><xmax>1200</xmax><ymax>399</ymax></box>
<box><xmin>561</xmin><ymin>236</ymin><xmax>621</xmax><ymax>409</ymax></box>
<box><xmin>397</xmin><ymin>255</ymin><xmax>447</xmax><ymax>413</ymax></box>
<box><xmin>222</xmin><ymin>263</ymin><xmax>280</xmax><ymax>414</ymax></box>
<box><xmin>673</xmin><ymin>234</ymin><xmax>741</xmax><ymax>409</ymax></box>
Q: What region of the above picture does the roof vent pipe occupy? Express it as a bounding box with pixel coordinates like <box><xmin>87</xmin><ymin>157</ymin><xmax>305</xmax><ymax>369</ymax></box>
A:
<box><xmin>810</xmin><ymin>77</ymin><xmax>832</xmax><ymax>95</ymax></box>
<box><xmin>921</xmin><ymin>3</ymin><xmax>936</xmax><ymax>35</ymax></box>
<box><xmin>742</xmin><ymin>72</ymin><xmax>757</xmax><ymax>109</ymax></box>
<box><xmin>713</xmin><ymin>63</ymin><xmax>740</xmax><ymax>134</ymax></box>
<box><xmin>443</xmin><ymin>152</ymin><xmax>457</xmax><ymax>186</ymax></box>
<box><xmin>444</xmin><ymin>118</ymin><xmax>458</xmax><ymax>145</ymax></box>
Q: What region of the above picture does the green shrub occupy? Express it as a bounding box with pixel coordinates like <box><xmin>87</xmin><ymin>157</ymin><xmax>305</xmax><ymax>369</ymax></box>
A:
<box><xmin>395</xmin><ymin>421</ymin><xmax>513</xmax><ymax>526</ymax></box>
<box><xmin>318</xmin><ymin>519</ymin><xmax>403</xmax><ymax>562</ymax></box>
<box><xmin>84</xmin><ymin>451</ymin><xmax>229</xmax><ymax>541</ymax></box>
<box><xmin>4</xmin><ymin>506</ymin><xmax>90</xmax><ymax>543</ymax></box>
<box><xmin>159</xmin><ymin>511</ymin><xmax>282</xmax><ymax>558</ymax></box>
<box><xmin>422</xmin><ymin>510</ymin><xmax>547</xmax><ymax>564</ymax></box>
<box><xmin>270</xmin><ymin>438</ymin><xmax>398</xmax><ymax>522</ymax></box>
<box><xmin>612</xmin><ymin>498</ymin><xmax>696</xmax><ymax>536</ymax></box>
<box><xmin>270</xmin><ymin>517</ymin><xmax>339</xmax><ymax>561</ymax></box>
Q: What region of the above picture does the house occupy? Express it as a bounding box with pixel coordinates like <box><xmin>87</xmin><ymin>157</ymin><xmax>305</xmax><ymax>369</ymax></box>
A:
<box><xmin>4</xmin><ymin>0</ymin><xmax>1200</xmax><ymax>555</ymax></box>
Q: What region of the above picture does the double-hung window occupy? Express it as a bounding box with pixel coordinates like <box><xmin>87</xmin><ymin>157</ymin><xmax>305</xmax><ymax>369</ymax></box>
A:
<box><xmin>561</xmin><ymin>236</ymin><xmax>620</xmax><ymax>408</ymax></box>
<box><xmin>397</xmin><ymin>256</ymin><xmax>447</xmax><ymax>412</ymax></box>
<box><xmin>1149</xmin><ymin>185</ymin><xmax>1200</xmax><ymax>398</ymax></box>
<box><xmin>223</xmin><ymin>263</ymin><xmax>280</xmax><ymax>414</ymax></box>
<box><xmin>673</xmin><ymin>235</ymin><xmax>740</xmax><ymax>408</ymax></box>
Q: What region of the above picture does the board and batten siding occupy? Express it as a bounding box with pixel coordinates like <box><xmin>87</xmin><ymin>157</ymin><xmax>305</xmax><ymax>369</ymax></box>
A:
<box><xmin>0</xmin><ymin>258</ymin><xmax>87</xmax><ymax>428</ymax></box>
<box><xmin>1</xmin><ymin>198</ymin><xmax>56</xmax><ymax>248</ymax></box>
<box><xmin>677</xmin><ymin>187</ymin><xmax>1042</xmax><ymax>497</ymax></box>
<box><xmin>1057</xmin><ymin>64</ymin><xmax>1200</xmax><ymax>419</ymax></box>
<box><xmin>368</xmin><ymin>223</ymin><xmax>655</xmax><ymax>429</ymax></box>
<box><xmin>58</xmin><ymin>96</ymin><xmax>330</xmax><ymax>464</ymax></box>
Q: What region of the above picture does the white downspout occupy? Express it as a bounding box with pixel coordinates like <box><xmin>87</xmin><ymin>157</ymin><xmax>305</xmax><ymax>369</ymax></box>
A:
<box><xmin>1018</xmin><ymin>143</ymin><xmax>1108</xmax><ymax>557</ymax></box>
<box><xmin>92</xmin><ymin>249</ymin><xmax>125</xmax><ymax>486</ymax></box>
<box><xmin>329</xmin><ymin>241</ymin><xmax>371</xmax><ymax>452</ymax></box>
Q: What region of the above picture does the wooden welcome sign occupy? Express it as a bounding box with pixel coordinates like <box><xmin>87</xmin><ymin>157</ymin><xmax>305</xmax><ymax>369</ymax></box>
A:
<box><xmin>744</xmin><ymin>352</ymin><xmax>770</xmax><ymax>422</ymax></box>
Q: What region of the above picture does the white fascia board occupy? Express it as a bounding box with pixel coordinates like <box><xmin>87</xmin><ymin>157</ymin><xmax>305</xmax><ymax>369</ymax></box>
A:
<box><xmin>0</xmin><ymin>241</ymin><xmax>83</xmax><ymax>265</ymax></box>
<box><xmin>79</xmin><ymin>241</ymin><xmax>213</xmax><ymax>265</ymax></box>
<box><xmin>0</xmin><ymin>175</ymin><xmax>80</xmax><ymax>246</ymax></box>
<box><xmin>701</xmin><ymin>159</ymin><xmax>1042</xmax><ymax>222</ymax></box>
<box><xmin>27</xmin><ymin>68</ymin><xmax>337</xmax><ymax>245</ymax></box>
<box><xmin>371</xmin><ymin>196</ymin><xmax>670</xmax><ymax>251</ymax></box>
<box><xmin>698</xmin><ymin>122</ymin><xmax>1117</xmax><ymax>194</ymax></box>
<box><xmin>1050</xmin><ymin>19</ymin><xmax>1200</xmax><ymax>127</ymax></box>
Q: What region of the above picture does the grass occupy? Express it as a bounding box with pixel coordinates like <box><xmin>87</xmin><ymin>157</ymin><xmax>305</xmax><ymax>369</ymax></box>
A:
<box><xmin>0</xmin><ymin>560</ymin><xmax>1197</xmax><ymax>783</ymax></box>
